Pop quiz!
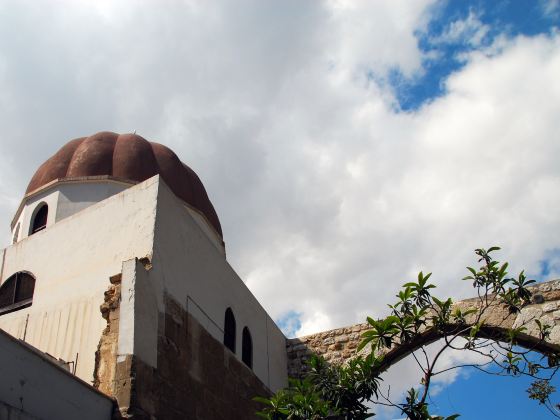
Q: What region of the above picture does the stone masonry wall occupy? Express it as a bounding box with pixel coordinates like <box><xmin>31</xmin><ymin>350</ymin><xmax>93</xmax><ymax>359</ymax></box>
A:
<box><xmin>288</xmin><ymin>279</ymin><xmax>560</xmax><ymax>378</ymax></box>
<box><xmin>287</xmin><ymin>323</ymin><xmax>370</xmax><ymax>378</ymax></box>
<box><xmin>114</xmin><ymin>294</ymin><xmax>270</xmax><ymax>419</ymax></box>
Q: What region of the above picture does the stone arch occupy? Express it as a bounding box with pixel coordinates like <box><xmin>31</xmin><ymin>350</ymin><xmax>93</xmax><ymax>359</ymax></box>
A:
<box><xmin>287</xmin><ymin>279</ymin><xmax>560</xmax><ymax>378</ymax></box>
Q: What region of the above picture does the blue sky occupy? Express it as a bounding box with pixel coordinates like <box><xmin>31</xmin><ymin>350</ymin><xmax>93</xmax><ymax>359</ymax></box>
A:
<box><xmin>1</xmin><ymin>0</ymin><xmax>560</xmax><ymax>418</ymax></box>
<box><xmin>391</xmin><ymin>0</ymin><xmax>560</xmax><ymax>111</ymax></box>
<box><xmin>538</xmin><ymin>249</ymin><xmax>560</xmax><ymax>281</ymax></box>
<box><xmin>430</xmin><ymin>365</ymin><xmax>559</xmax><ymax>419</ymax></box>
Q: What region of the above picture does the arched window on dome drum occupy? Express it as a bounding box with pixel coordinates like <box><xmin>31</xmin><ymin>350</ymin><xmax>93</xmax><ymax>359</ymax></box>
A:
<box><xmin>242</xmin><ymin>327</ymin><xmax>253</xmax><ymax>369</ymax></box>
<box><xmin>224</xmin><ymin>307</ymin><xmax>236</xmax><ymax>353</ymax></box>
<box><xmin>30</xmin><ymin>203</ymin><xmax>48</xmax><ymax>235</ymax></box>
<box><xmin>0</xmin><ymin>272</ymin><xmax>36</xmax><ymax>315</ymax></box>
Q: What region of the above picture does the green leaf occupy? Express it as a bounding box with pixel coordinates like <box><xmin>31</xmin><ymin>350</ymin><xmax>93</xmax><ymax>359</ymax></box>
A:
<box><xmin>253</xmin><ymin>396</ymin><xmax>273</xmax><ymax>405</ymax></box>
<box><xmin>357</xmin><ymin>336</ymin><xmax>375</xmax><ymax>352</ymax></box>
<box><xmin>498</xmin><ymin>262</ymin><xmax>509</xmax><ymax>278</ymax></box>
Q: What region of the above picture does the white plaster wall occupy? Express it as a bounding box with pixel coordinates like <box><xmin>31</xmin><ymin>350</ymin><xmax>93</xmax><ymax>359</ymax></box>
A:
<box><xmin>55</xmin><ymin>181</ymin><xmax>130</xmax><ymax>221</ymax></box>
<box><xmin>0</xmin><ymin>329</ymin><xmax>113</xmax><ymax>420</ymax></box>
<box><xmin>12</xmin><ymin>189</ymin><xmax>59</xmax><ymax>241</ymax></box>
<box><xmin>186</xmin><ymin>207</ymin><xmax>225</xmax><ymax>256</ymax></box>
<box><xmin>265</xmin><ymin>314</ymin><xmax>290</xmax><ymax>391</ymax></box>
<box><xmin>0</xmin><ymin>177</ymin><xmax>159</xmax><ymax>384</ymax></box>
<box><xmin>118</xmin><ymin>258</ymin><xmax>159</xmax><ymax>367</ymax></box>
<box><xmin>149</xmin><ymin>180</ymin><xmax>288</xmax><ymax>391</ymax></box>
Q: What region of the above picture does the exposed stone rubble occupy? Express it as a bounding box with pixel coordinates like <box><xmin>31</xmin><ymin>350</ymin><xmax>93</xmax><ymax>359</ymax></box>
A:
<box><xmin>288</xmin><ymin>279</ymin><xmax>560</xmax><ymax>378</ymax></box>
<box><xmin>93</xmin><ymin>274</ymin><xmax>122</xmax><ymax>396</ymax></box>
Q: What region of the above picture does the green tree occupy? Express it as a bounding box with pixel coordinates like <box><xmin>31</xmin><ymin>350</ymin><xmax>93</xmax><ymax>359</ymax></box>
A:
<box><xmin>255</xmin><ymin>247</ymin><xmax>560</xmax><ymax>419</ymax></box>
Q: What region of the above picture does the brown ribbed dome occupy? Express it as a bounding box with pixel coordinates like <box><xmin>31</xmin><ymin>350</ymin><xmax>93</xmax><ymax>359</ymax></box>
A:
<box><xmin>26</xmin><ymin>131</ymin><xmax>222</xmax><ymax>236</ymax></box>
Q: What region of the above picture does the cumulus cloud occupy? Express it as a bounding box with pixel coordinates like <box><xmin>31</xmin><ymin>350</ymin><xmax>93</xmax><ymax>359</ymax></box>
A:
<box><xmin>246</xmin><ymin>32</ymin><xmax>560</xmax><ymax>336</ymax></box>
<box><xmin>0</xmin><ymin>0</ymin><xmax>559</xmax><ymax>364</ymax></box>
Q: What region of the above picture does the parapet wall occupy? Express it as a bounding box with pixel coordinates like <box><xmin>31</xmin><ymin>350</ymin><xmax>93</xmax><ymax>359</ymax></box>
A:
<box><xmin>288</xmin><ymin>279</ymin><xmax>560</xmax><ymax>378</ymax></box>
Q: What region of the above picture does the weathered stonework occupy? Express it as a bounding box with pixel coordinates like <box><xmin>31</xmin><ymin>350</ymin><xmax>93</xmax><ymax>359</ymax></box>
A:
<box><xmin>288</xmin><ymin>279</ymin><xmax>560</xmax><ymax>378</ymax></box>
<box><xmin>113</xmin><ymin>294</ymin><xmax>270</xmax><ymax>419</ymax></box>
<box><xmin>287</xmin><ymin>324</ymin><xmax>371</xmax><ymax>377</ymax></box>
<box><xmin>94</xmin><ymin>274</ymin><xmax>122</xmax><ymax>396</ymax></box>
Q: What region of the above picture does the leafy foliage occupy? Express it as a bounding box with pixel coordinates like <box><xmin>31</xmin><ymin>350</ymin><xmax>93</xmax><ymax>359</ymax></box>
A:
<box><xmin>255</xmin><ymin>355</ymin><xmax>379</xmax><ymax>419</ymax></box>
<box><xmin>528</xmin><ymin>379</ymin><xmax>556</xmax><ymax>404</ymax></box>
<box><xmin>256</xmin><ymin>247</ymin><xmax>560</xmax><ymax>419</ymax></box>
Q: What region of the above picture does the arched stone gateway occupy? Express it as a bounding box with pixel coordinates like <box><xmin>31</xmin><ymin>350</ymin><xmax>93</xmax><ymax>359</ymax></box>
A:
<box><xmin>287</xmin><ymin>279</ymin><xmax>560</xmax><ymax>378</ymax></box>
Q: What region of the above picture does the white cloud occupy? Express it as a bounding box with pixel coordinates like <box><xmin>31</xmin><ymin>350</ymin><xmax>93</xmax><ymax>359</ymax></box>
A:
<box><xmin>245</xmin><ymin>32</ymin><xmax>560</xmax><ymax>335</ymax></box>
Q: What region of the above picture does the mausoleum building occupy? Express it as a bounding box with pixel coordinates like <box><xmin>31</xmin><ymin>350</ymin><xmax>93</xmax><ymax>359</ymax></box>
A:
<box><xmin>0</xmin><ymin>132</ymin><xmax>287</xmax><ymax>419</ymax></box>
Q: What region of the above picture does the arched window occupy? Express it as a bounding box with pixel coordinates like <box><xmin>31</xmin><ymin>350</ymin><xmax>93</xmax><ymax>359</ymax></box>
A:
<box><xmin>0</xmin><ymin>272</ymin><xmax>36</xmax><ymax>315</ymax></box>
<box><xmin>224</xmin><ymin>307</ymin><xmax>236</xmax><ymax>353</ymax></box>
<box><xmin>30</xmin><ymin>203</ymin><xmax>48</xmax><ymax>235</ymax></box>
<box><xmin>242</xmin><ymin>327</ymin><xmax>253</xmax><ymax>369</ymax></box>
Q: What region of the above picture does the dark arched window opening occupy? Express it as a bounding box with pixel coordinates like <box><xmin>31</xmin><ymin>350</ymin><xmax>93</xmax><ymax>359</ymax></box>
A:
<box><xmin>224</xmin><ymin>307</ymin><xmax>236</xmax><ymax>353</ymax></box>
<box><xmin>0</xmin><ymin>272</ymin><xmax>36</xmax><ymax>315</ymax></box>
<box><xmin>30</xmin><ymin>203</ymin><xmax>48</xmax><ymax>235</ymax></box>
<box><xmin>242</xmin><ymin>327</ymin><xmax>253</xmax><ymax>369</ymax></box>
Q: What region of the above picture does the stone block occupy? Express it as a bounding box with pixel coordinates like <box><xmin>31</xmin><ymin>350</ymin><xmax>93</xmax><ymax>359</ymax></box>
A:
<box><xmin>548</xmin><ymin>325</ymin><xmax>560</xmax><ymax>344</ymax></box>
<box><xmin>543</xmin><ymin>302</ymin><xmax>558</xmax><ymax>312</ymax></box>
<box><xmin>540</xmin><ymin>283</ymin><xmax>552</xmax><ymax>292</ymax></box>
<box><xmin>513</xmin><ymin>307</ymin><xmax>543</xmax><ymax>330</ymax></box>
